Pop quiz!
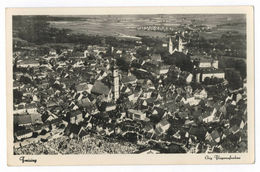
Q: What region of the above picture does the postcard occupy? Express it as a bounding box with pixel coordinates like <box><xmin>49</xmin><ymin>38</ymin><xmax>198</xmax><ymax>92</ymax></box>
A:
<box><xmin>6</xmin><ymin>6</ymin><xmax>254</xmax><ymax>165</ymax></box>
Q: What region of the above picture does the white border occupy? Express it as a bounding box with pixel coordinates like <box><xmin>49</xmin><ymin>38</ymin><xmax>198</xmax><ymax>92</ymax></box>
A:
<box><xmin>1</xmin><ymin>0</ymin><xmax>259</xmax><ymax>171</ymax></box>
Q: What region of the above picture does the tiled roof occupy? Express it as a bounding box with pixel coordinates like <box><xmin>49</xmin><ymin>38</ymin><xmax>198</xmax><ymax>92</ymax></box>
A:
<box><xmin>91</xmin><ymin>80</ymin><xmax>110</xmax><ymax>95</ymax></box>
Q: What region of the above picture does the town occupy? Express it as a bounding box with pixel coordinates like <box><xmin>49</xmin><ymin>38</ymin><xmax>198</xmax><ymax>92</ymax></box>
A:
<box><xmin>12</xmin><ymin>15</ymin><xmax>247</xmax><ymax>155</ymax></box>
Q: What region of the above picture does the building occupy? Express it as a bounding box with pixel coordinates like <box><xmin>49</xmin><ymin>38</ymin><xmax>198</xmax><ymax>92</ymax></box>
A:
<box><xmin>113</xmin><ymin>63</ymin><xmax>120</xmax><ymax>101</ymax></box>
<box><xmin>121</xmin><ymin>74</ymin><xmax>137</xmax><ymax>85</ymax></box>
<box><xmin>15</xmin><ymin>129</ymin><xmax>33</xmax><ymax>141</ymax></box>
<box><xmin>91</xmin><ymin>80</ymin><xmax>112</xmax><ymax>101</ymax></box>
<box><xmin>168</xmin><ymin>36</ymin><xmax>186</xmax><ymax>55</ymax></box>
<box><xmin>156</xmin><ymin>65</ymin><xmax>170</xmax><ymax>75</ymax></box>
<box><xmin>128</xmin><ymin>109</ymin><xmax>147</xmax><ymax>121</ymax></box>
<box><xmin>195</xmin><ymin>69</ymin><xmax>225</xmax><ymax>83</ymax></box>
<box><xmin>178</xmin><ymin>36</ymin><xmax>184</xmax><ymax>52</ymax></box>
<box><xmin>198</xmin><ymin>59</ymin><xmax>219</xmax><ymax>69</ymax></box>
<box><xmin>75</xmin><ymin>83</ymin><xmax>91</xmax><ymax>93</ymax></box>
<box><xmin>151</xmin><ymin>53</ymin><xmax>162</xmax><ymax>62</ymax></box>
<box><xmin>14</xmin><ymin>114</ymin><xmax>32</xmax><ymax>127</ymax></box>
<box><xmin>70</xmin><ymin>110</ymin><xmax>83</xmax><ymax>125</ymax></box>
<box><xmin>84</xmin><ymin>50</ymin><xmax>89</xmax><ymax>58</ymax></box>
<box><xmin>169</xmin><ymin>37</ymin><xmax>174</xmax><ymax>55</ymax></box>
<box><xmin>49</xmin><ymin>49</ymin><xmax>57</xmax><ymax>56</ymax></box>
<box><xmin>17</xmin><ymin>59</ymin><xmax>39</xmax><ymax>68</ymax></box>
<box><xmin>105</xmin><ymin>102</ymin><xmax>116</xmax><ymax>112</ymax></box>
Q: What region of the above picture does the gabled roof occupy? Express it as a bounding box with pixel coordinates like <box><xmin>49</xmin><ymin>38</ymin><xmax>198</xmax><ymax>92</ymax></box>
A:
<box><xmin>25</xmin><ymin>103</ymin><xmax>37</xmax><ymax>109</ymax></box>
<box><xmin>66</xmin><ymin>124</ymin><xmax>82</xmax><ymax>135</ymax></box>
<box><xmin>211</xmin><ymin>130</ymin><xmax>220</xmax><ymax>140</ymax></box>
<box><xmin>158</xmin><ymin>118</ymin><xmax>170</xmax><ymax>127</ymax></box>
<box><xmin>14</xmin><ymin>115</ymin><xmax>32</xmax><ymax>125</ymax></box>
<box><xmin>76</xmin><ymin>83</ymin><xmax>89</xmax><ymax>92</ymax></box>
<box><xmin>16</xmin><ymin>129</ymin><xmax>32</xmax><ymax>136</ymax></box>
<box><xmin>78</xmin><ymin>128</ymin><xmax>88</xmax><ymax>138</ymax></box>
<box><xmin>78</xmin><ymin>98</ymin><xmax>93</xmax><ymax>108</ymax></box>
<box><xmin>71</xmin><ymin>110</ymin><xmax>82</xmax><ymax>117</ymax></box>
<box><xmin>151</xmin><ymin>53</ymin><xmax>162</xmax><ymax>61</ymax></box>
<box><xmin>91</xmin><ymin>80</ymin><xmax>110</xmax><ymax>95</ymax></box>
<box><xmin>121</xmin><ymin>75</ymin><xmax>137</xmax><ymax>84</ymax></box>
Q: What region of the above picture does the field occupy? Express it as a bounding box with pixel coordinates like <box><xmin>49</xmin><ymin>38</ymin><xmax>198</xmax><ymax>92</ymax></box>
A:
<box><xmin>49</xmin><ymin>14</ymin><xmax>246</xmax><ymax>39</ymax></box>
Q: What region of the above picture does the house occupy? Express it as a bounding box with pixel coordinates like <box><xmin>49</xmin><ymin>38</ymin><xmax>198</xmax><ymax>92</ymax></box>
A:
<box><xmin>121</xmin><ymin>75</ymin><xmax>137</xmax><ymax>85</ymax></box>
<box><xmin>49</xmin><ymin>49</ymin><xmax>57</xmax><ymax>56</ymax></box>
<box><xmin>32</xmin><ymin>124</ymin><xmax>43</xmax><ymax>134</ymax></box>
<box><xmin>74</xmin><ymin>92</ymin><xmax>84</xmax><ymax>101</ymax></box>
<box><xmin>15</xmin><ymin>129</ymin><xmax>33</xmax><ymax>141</ymax></box>
<box><xmin>195</xmin><ymin>68</ymin><xmax>225</xmax><ymax>83</ymax></box>
<box><xmin>155</xmin><ymin>118</ymin><xmax>171</xmax><ymax>134</ymax></box>
<box><xmin>205</xmin><ymin>130</ymin><xmax>221</xmax><ymax>143</ymax></box>
<box><xmin>70</xmin><ymin>110</ymin><xmax>83</xmax><ymax>124</ymax></box>
<box><xmin>203</xmin><ymin>108</ymin><xmax>220</xmax><ymax>123</ymax></box>
<box><xmin>151</xmin><ymin>53</ymin><xmax>162</xmax><ymax>62</ymax></box>
<box><xmin>143</xmin><ymin>122</ymin><xmax>154</xmax><ymax>133</ymax></box>
<box><xmin>14</xmin><ymin>104</ymin><xmax>26</xmax><ymax>114</ymax></box>
<box><xmin>128</xmin><ymin>109</ymin><xmax>147</xmax><ymax>121</ymax></box>
<box><xmin>91</xmin><ymin>80</ymin><xmax>112</xmax><ymax>101</ymax></box>
<box><xmin>194</xmin><ymin>89</ymin><xmax>208</xmax><ymax>99</ymax></box>
<box><xmin>156</xmin><ymin>65</ymin><xmax>170</xmax><ymax>75</ymax></box>
<box><xmin>13</xmin><ymin>81</ymin><xmax>21</xmax><ymax>90</ymax></box>
<box><xmin>134</xmin><ymin>148</ymin><xmax>160</xmax><ymax>154</ymax></box>
<box><xmin>105</xmin><ymin>102</ymin><xmax>116</xmax><ymax>112</ymax></box>
<box><xmin>189</xmin><ymin>126</ymin><xmax>207</xmax><ymax>141</ymax></box>
<box><xmin>78</xmin><ymin>128</ymin><xmax>88</xmax><ymax>141</ymax></box>
<box><xmin>229</xmin><ymin>125</ymin><xmax>240</xmax><ymax>134</ymax></box>
<box><xmin>75</xmin><ymin>83</ymin><xmax>91</xmax><ymax>93</ymax></box>
<box><xmin>181</xmin><ymin>97</ymin><xmax>200</xmax><ymax>106</ymax></box>
<box><xmin>78</xmin><ymin>97</ymin><xmax>93</xmax><ymax>108</ymax></box>
<box><xmin>17</xmin><ymin>59</ymin><xmax>40</xmax><ymax>68</ymax></box>
<box><xmin>142</xmin><ymin>90</ymin><xmax>153</xmax><ymax>99</ymax></box>
<box><xmin>198</xmin><ymin>59</ymin><xmax>212</xmax><ymax>68</ymax></box>
<box><xmin>47</xmin><ymin>100</ymin><xmax>58</xmax><ymax>108</ymax></box>
<box><xmin>186</xmin><ymin>73</ymin><xmax>193</xmax><ymax>84</ymax></box>
<box><xmin>30</xmin><ymin>112</ymin><xmax>43</xmax><ymax>124</ymax></box>
<box><xmin>25</xmin><ymin>103</ymin><xmax>38</xmax><ymax>114</ymax></box>
<box><xmin>14</xmin><ymin>114</ymin><xmax>32</xmax><ymax>127</ymax></box>
<box><xmin>49</xmin><ymin>117</ymin><xmax>63</xmax><ymax>129</ymax></box>
<box><xmin>128</xmin><ymin>92</ymin><xmax>142</xmax><ymax>103</ymax></box>
<box><xmin>65</xmin><ymin>124</ymin><xmax>86</xmax><ymax>140</ymax></box>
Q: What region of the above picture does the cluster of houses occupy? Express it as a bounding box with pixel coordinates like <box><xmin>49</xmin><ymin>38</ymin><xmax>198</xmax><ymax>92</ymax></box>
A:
<box><xmin>12</xmin><ymin>33</ymin><xmax>247</xmax><ymax>154</ymax></box>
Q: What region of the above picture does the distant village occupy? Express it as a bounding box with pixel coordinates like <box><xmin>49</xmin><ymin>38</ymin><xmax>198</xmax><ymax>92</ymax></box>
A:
<box><xmin>13</xmin><ymin>28</ymin><xmax>247</xmax><ymax>155</ymax></box>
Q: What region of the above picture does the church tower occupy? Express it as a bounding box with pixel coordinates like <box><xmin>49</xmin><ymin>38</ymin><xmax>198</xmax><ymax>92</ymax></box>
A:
<box><xmin>169</xmin><ymin>37</ymin><xmax>174</xmax><ymax>54</ymax></box>
<box><xmin>178</xmin><ymin>36</ymin><xmax>184</xmax><ymax>52</ymax></box>
<box><xmin>113</xmin><ymin>62</ymin><xmax>120</xmax><ymax>101</ymax></box>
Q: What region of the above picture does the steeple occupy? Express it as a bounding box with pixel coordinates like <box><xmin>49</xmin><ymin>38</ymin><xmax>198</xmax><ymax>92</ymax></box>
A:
<box><xmin>169</xmin><ymin>37</ymin><xmax>173</xmax><ymax>55</ymax></box>
<box><xmin>113</xmin><ymin>61</ymin><xmax>120</xmax><ymax>101</ymax></box>
<box><xmin>178</xmin><ymin>36</ymin><xmax>183</xmax><ymax>52</ymax></box>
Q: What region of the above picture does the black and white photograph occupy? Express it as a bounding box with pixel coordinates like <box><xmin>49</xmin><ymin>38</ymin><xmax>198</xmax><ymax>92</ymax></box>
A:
<box><xmin>5</xmin><ymin>6</ymin><xmax>254</xmax><ymax>165</ymax></box>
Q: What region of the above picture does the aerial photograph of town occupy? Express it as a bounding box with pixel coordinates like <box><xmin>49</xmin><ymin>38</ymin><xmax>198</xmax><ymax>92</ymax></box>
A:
<box><xmin>12</xmin><ymin>14</ymin><xmax>247</xmax><ymax>155</ymax></box>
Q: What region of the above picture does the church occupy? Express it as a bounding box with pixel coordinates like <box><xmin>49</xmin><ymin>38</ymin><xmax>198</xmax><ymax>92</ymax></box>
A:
<box><xmin>91</xmin><ymin>59</ymin><xmax>120</xmax><ymax>102</ymax></box>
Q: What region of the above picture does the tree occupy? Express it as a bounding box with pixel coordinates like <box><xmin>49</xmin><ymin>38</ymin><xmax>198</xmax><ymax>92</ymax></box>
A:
<box><xmin>116</xmin><ymin>57</ymin><xmax>130</xmax><ymax>72</ymax></box>
<box><xmin>19</xmin><ymin>75</ymin><xmax>32</xmax><ymax>85</ymax></box>
<box><xmin>136</xmin><ymin>46</ymin><xmax>150</xmax><ymax>59</ymax></box>
<box><xmin>40</xmin><ymin>129</ymin><xmax>47</xmax><ymax>135</ymax></box>
<box><xmin>234</xmin><ymin>59</ymin><xmax>246</xmax><ymax>79</ymax></box>
<box><xmin>32</xmin><ymin>132</ymin><xmax>38</xmax><ymax>138</ymax></box>
<box><xmin>13</xmin><ymin>89</ymin><xmax>23</xmax><ymax>104</ymax></box>
<box><xmin>225</xmin><ymin>69</ymin><xmax>243</xmax><ymax>90</ymax></box>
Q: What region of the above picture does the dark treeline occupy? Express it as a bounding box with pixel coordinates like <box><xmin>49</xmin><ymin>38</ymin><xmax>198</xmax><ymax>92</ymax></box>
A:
<box><xmin>13</xmin><ymin>16</ymin><xmax>137</xmax><ymax>48</ymax></box>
